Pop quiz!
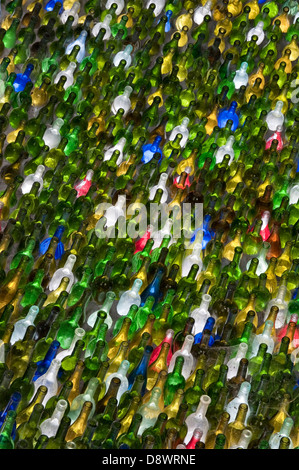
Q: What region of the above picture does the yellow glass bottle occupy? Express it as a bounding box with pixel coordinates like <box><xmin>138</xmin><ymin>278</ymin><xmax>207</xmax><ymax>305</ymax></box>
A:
<box><xmin>176</xmin><ymin>149</ymin><xmax>198</xmax><ymax>176</ymax></box>
<box><xmin>141</xmin><ymin>369</ymin><xmax>167</xmax><ymax>409</ymax></box>
<box><xmin>147</xmin><ymin>84</ymin><xmax>164</xmax><ymax>107</ymax></box>
<box><xmin>283</xmin><ymin>35</ymin><xmax>299</xmax><ymax>62</ymax></box>
<box><xmin>176</xmin><ymin>25</ymin><xmax>189</xmax><ymax>47</ymax></box>
<box><xmin>274</xmin><ymin>49</ymin><xmax>292</xmax><ymax>74</ymax></box>
<box><xmin>248</xmin><ymin>62</ymin><xmax>266</xmax><ymax>89</ymax></box>
<box><xmin>161</xmin><ymin>48</ymin><xmax>175</xmax><ymax>75</ymax></box>
<box><xmin>6</xmin><ymin>119</ymin><xmax>26</xmax><ymax>144</ymax></box>
<box><xmin>214</xmin><ymin>13</ymin><xmax>233</xmax><ymax>37</ymax></box>
<box><xmin>244</xmin><ymin>0</ymin><xmax>260</xmax><ymax>19</ymax></box>
<box><xmin>256</xmin><ymin>170</ymin><xmax>274</xmax><ymax>198</ymax></box>
<box><xmin>43</xmin><ymin>277</ymin><xmax>70</xmax><ymax>307</ymax></box>
<box><xmin>107</xmin><ymin>318</ymin><xmax>131</xmax><ymax>361</ymax></box>
<box><xmin>226</xmin><ymin>403</ymin><xmax>249</xmax><ymax>448</ymax></box>
<box><xmin>205</xmin><ymin>411</ymin><xmax>230</xmax><ymax>449</ymax></box>
<box><xmin>147</xmin><ymin>343</ymin><xmax>170</xmax><ymax>391</ymax></box>
<box><xmin>163</xmin><ymin>388</ymin><xmax>185</xmax><ymax>420</ymax></box>
<box><xmin>274</xmin><ymin>6</ymin><xmax>290</xmax><ymax>33</ymax></box>
<box><xmin>16</xmin><ymin>385</ymin><xmax>48</xmax><ymax>427</ymax></box>
<box><xmin>65</xmin><ymin>401</ymin><xmax>93</xmax><ymax>442</ymax></box>
<box><xmin>129</xmin><ymin>258</ymin><xmax>150</xmax><ymax>292</ymax></box>
<box><xmin>256</xmin><ymin>305</ymin><xmax>279</xmax><ymax>337</ymax></box>
<box><xmin>87</xmin><ymin>109</ymin><xmax>107</xmax><ymax>133</ymax></box>
<box><xmin>227</xmin><ymin>0</ymin><xmax>243</xmax><ymax>16</ymax></box>
<box><xmin>226</xmin><ymin>163</ymin><xmax>245</xmax><ymax>193</ymax></box>
<box><xmin>222</xmin><ymin>229</ymin><xmax>243</xmax><ymax>262</ymax></box>
<box><xmin>175</xmin><ymin>8</ymin><xmax>194</xmax><ymax>30</ymax></box>
<box><xmin>265</xmin><ymin>258</ymin><xmax>278</xmax><ymax>294</ymax></box>
<box><xmin>31</xmin><ymin>77</ymin><xmax>51</xmax><ymax>108</ymax></box>
<box><xmin>119</xmin><ymin>396</ymin><xmax>141</xmax><ymax>435</ymax></box>
<box><xmin>118</xmin><ymin>7</ymin><xmax>134</xmax><ymax>28</ymax></box>
<box><xmin>275</xmin><ymin>241</ymin><xmax>292</xmax><ymax>277</ymax></box>
<box><xmin>106</xmin><ymin>341</ymin><xmax>129</xmax><ymax>379</ymax></box>
<box><xmin>269</xmin><ymin>394</ymin><xmax>290</xmax><ymax>434</ymax></box>
<box><xmin>67</xmin><ymin>360</ymin><xmax>85</xmax><ymax>406</ymax></box>
<box><xmin>234</xmin><ymin>294</ymin><xmax>258</xmax><ymax>338</ymax></box>
<box><xmin>128</xmin><ymin>314</ymin><xmax>155</xmax><ymax>351</ymax></box>
<box><xmin>0</xmin><ymin>182</ymin><xmax>16</xmax><ymax>220</ymax></box>
<box><xmin>5</xmin><ymin>288</ymin><xmax>24</xmax><ymax>325</ymax></box>
<box><xmin>0</xmin><ymin>256</ymin><xmax>28</xmax><ymax>310</ymax></box>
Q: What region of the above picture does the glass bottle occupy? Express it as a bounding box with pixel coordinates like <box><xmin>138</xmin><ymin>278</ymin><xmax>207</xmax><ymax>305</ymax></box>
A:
<box><xmin>104</xmin><ymin>360</ymin><xmax>130</xmax><ymax>401</ymax></box>
<box><xmin>16</xmin><ymin>386</ymin><xmax>48</xmax><ymax>428</ymax></box>
<box><xmin>33</xmin><ymin>359</ymin><xmax>61</xmax><ymax>405</ymax></box>
<box><xmin>15</xmin><ymin>403</ymin><xmax>44</xmax><ymax>448</ymax></box>
<box><xmin>226</xmin><ymin>403</ymin><xmax>249</xmax><ymax>448</ymax></box>
<box><xmin>141</xmin><ymin>412</ymin><xmax>167</xmax><ymax>450</ymax></box>
<box><xmin>95</xmin><ymin>377</ymin><xmax>121</xmax><ymax>415</ymax></box>
<box><xmin>168</xmin><ymin>334</ymin><xmax>195</xmax><ymax>380</ymax></box>
<box><xmin>43</xmin><ymin>416</ymin><xmax>72</xmax><ymax>449</ymax></box>
<box><xmin>163</xmin><ymin>355</ymin><xmax>186</xmax><ymax>407</ymax></box>
<box><xmin>116</xmin><ymin>413</ymin><xmax>142</xmax><ymax>449</ymax></box>
<box><xmin>269</xmin><ymin>417</ymin><xmax>294</xmax><ymax>449</ymax></box>
<box><xmin>146</xmin><ymin>343</ymin><xmax>169</xmax><ymax>391</ymax></box>
<box><xmin>0</xmin><ymin>410</ymin><xmax>17</xmax><ymax>449</ymax></box>
<box><xmin>205</xmin><ymin>411</ymin><xmax>230</xmax><ymax>449</ymax></box>
<box><xmin>137</xmin><ymin>387</ymin><xmax>163</xmax><ymax>436</ymax></box>
<box><xmin>67</xmin><ymin>377</ymin><xmax>99</xmax><ymax>424</ymax></box>
<box><xmin>65</xmin><ymin>401</ymin><xmax>93</xmax><ymax>442</ymax></box>
<box><xmin>42</xmin><ymin>381</ymin><xmax>73</xmax><ymax>422</ymax></box>
<box><xmin>184</xmin><ymin>395</ymin><xmax>211</xmax><ymax>444</ymax></box>
<box><xmin>127</xmin><ymin>345</ymin><xmax>153</xmax><ymax>395</ymax></box>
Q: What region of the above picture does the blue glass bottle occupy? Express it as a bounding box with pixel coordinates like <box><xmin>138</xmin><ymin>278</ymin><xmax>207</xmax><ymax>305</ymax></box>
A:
<box><xmin>141</xmin><ymin>136</ymin><xmax>163</xmax><ymax>164</ymax></box>
<box><xmin>39</xmin><ymin>225</ymin><xmax>65</xmax><ymax>260</ymax></box>
<box><xmin>33</xmin><ymin>340</ymin><xmax>60</xmax><ymax>381</ymax></box>
<box><xmin>217</xmin><ymin>101</ymin><xmax>239</xmax><ymax>131</ymax></box>
<box><xmin>292</xmin><ymin>287</ymin><xmax>299</xmax><ymax>301</ymax></box>
<box><xmin>0</xmin><ymin>392</ymin><xmax>21</xmax><ymax>439</ymax></box>
<box><xmin>194</xmin><ymin>317</ymin><xmax>215</xmax><ymax>346</ymax></box>
<box><xmin>191</xmin><ymin>214</ymin><xmax>215</xmax><ymax>249</ymax></box>
<box><xmin>140</xmin><ymin>267</ymin><xmax>165</xmax><ymax>307</ymax></box>
<box><xmin>164</xmin><ymin>10</ymin><xmax>173</xmax><ymax>32</ymax></box>
<box><xmin>13</xmin><ymin>64</ymin><xmax>34</xmax><ymax>92</ymax></box>
<box><xmin>127</xmin><ymin>345</ymin><xmax>153</xmax><ymax>395</ymax></box>
<box><xmin>44</xmin><ymin>0</ymin><xmax>62</xmax><ymax>12</ymax></box>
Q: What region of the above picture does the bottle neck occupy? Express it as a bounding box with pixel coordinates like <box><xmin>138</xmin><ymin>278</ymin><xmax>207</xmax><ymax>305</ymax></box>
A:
<box><xmin>176</xmin><ymin>405</ymin><xmax>188</xmax><ymax>425</ymax></box>
<box><xmin>235</xmin><ymin>405</ymin><xmax>248</xmax><ymax>424</ymax></box>
<box><xmin>56</xmin><ymin>419</ymin><xmax>71</xmax><ymax>441</ymax></box>
<box><xmin>127</xmin><ymin>415</ymin><xmax>141</xmax><ymax>437</ymax></box>
<box><xmin>195</xmin><ymin>397</ymin><xmax>210</xmax><ymax>418</ymax></box>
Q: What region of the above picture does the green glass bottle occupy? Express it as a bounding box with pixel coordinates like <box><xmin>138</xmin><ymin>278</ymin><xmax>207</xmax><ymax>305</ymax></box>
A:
<box><xmin>117</xmin><ymin>374</ymin><xmax>145</xmax><ymax>420</ymax></box>
<box><xmin>15</xmin><ymin>403</ymin><xmax>44</xmax><ymax>449</ymax></box>
<box><xmin>99</xmin><ymin>421</ymin><xmax>121</xmax><ymax>449</ymax></box>
<box><xmin>0</xmin><ymin>410</ymin><xmax>17</xmax><ymax>449</ymax></box>
<box><xmin>165</xmin><ymin>402</ymin><xmax>188</xmax><ymax>445</ymax></box>
<box><xmin>140</xmin><ymin>412</ymin><xmax>168</xmax><ymax>449</ymax></box>
<box><xmin>183</xmin><ymin>368</ymin><xmax>205</xmax><ymax>416</ymax></box>
<box><xmin>41</xmin><ymin>380</ymin><xmax>73</xmax><ymax>422</ymax></box>
<box><xmin>163</xmin><ymin>356</ymin><xmax>185</xmax><ymax>407</ymax></box>
<box><xmin>58</xmin><ymin>340</ymin><xmax>85</xmax><ymax>384</ymax></box>
<box><xmin>116</xmin><ymin>413</ymin><xmax>142</xmax><ymax>449</ymax></box>
<box><xmin>56</xmin><ymin>306</ymin><xmax>83</xmax><ymax>350</ymax></box>
<box><xmin>44</xmin><ymin>416</ymin><xmax>71</xmax><ymax>449</ymax></box>
<box><xmin>9</xmin><ymin>361</ymin><xmax>37</xmax><ymax>413</ymax></box>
